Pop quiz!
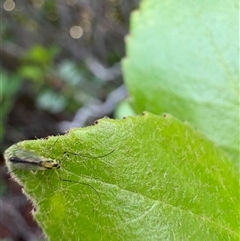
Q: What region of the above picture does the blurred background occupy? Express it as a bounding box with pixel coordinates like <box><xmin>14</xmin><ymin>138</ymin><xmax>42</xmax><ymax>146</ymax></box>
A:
<box><xmin>1</xmin><ymin>0</ymin><xmax>140</xmax><ymax>240</ymax></box>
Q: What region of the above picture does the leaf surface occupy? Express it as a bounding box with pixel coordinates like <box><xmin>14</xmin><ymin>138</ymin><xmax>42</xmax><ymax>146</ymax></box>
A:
<box><xmin>4</xmin><ymin>113</ymin><xmax>239</xmax><ymax>241</ymax></box>
<box><xmin>123</xmin><ymin>0</ymin><xmax>239</xmax><ymax>162</ymax></box>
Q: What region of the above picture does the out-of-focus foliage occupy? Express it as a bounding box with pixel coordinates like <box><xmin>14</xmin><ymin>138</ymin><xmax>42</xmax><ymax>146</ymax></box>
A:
<box><xmin>18</xmin><ymin>45</ymin><xmax>59</xmax><ymax>83</ymax></box>
<box><xmin>2</xmin><ymin>0</ymin><xmax>138</xmax><ymax>66</ymax></box>
<box><xmin>2</xmin><ymin>0</ymin><xmax>139</xmax><ymax>144</ymax></box>
<box><xmin>0</xmin><ymin>71</ymin><xmax>22</xmax><ymax>140</ymax></box>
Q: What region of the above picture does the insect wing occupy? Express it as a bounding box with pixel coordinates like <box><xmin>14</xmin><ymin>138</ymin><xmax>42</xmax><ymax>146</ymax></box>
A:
<box><xmin>8</xmin><ymin>149</ymin><xmax>45</xmax><ymax>170</ymax></box>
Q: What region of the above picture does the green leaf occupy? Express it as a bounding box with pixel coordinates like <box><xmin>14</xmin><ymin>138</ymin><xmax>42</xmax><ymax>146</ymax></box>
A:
<box><xmin>4</xmin><ymin>113</ymin><xmax>239</xmax><ymax>240</ymax></box>
<box><xmin>0</xmin><ymin>71</ymin><xmax>22</xmax><ymax>142</ymax></box>
<box><xmin>23</xmin><ymin>45</ymin><xmax>59</xmax><ymax>66</ymax></box>
<box><xmin>115</xmin><ymin>99</ymin><xmax>136</xmax><ymax>119</ymax></box>
<box><xmin>18</xmin><ymin>65</ymin><xmax>44</xmax><ymax>83</ymax></box>
<box><xmin>122</xmin><ymin>0</ymin><xmax>239</xmax><ymax>162</ymax></box>
<box><xmin>37</xmin><ymin>89</ymin><xmax>67</xmax><ymax>113</ymax></box>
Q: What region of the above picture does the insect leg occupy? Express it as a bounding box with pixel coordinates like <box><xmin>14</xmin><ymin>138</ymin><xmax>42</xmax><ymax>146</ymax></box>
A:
<box><xmin>59</xmin><ymin>176</ymin><xmax>102</xmax><ymax>205</ymax></box>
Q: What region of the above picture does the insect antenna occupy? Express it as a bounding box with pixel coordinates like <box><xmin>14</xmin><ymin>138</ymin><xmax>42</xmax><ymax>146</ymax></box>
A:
<box><xmin>63</xmin><ymin>149</ymin><xmax>114</xmax><ymax>159</ymax></box>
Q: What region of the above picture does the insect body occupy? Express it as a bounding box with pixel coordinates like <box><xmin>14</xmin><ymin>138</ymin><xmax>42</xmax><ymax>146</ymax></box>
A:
<box><xmin>7</xmin><ymin>149</ymin><xmax>61</xmax><ymax>171</ymax></box>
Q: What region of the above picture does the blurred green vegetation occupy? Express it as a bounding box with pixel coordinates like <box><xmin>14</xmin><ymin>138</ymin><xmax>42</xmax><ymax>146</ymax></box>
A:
<box><xmin>1</xmin><ymin>71</ymin><xmax>22</xmax><ymax>140</ymax></box>
<box><xmin>1</xmin><ymin>0</ymin><xmax>139</xmax><ymax>148</ymax></box>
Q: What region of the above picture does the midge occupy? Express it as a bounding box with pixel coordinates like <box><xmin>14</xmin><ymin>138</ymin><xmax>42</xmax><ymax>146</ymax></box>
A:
<box><xmin>7</xmin><ymin>149</ymin><xmax>61</xmax><ymax>171</ymax></box>
<box><xmin>6</xmin><ymin>147</ymin><xmax>114</xmax><ymax>204</ymax></box>
<box><xmin>7</xmin><ymin>148</ymin><xmax>114</xmax><ymax>171</ymax></box>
